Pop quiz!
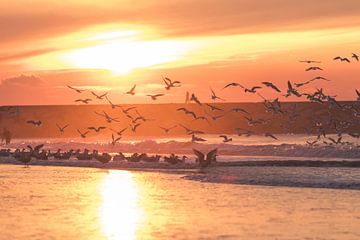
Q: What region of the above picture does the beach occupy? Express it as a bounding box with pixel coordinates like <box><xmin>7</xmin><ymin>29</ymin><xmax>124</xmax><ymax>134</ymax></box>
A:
<box><xmin>1</xmin><ymin>164</ymin><xmax>360</xmax><ymax>240</ymax></box>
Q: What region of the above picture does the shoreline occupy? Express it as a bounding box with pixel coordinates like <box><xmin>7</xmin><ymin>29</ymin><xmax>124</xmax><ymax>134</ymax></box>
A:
<box><xmin>2</xmin><ymin>157</ymin><xmax>360</xmax><ymax>170</ymax></box>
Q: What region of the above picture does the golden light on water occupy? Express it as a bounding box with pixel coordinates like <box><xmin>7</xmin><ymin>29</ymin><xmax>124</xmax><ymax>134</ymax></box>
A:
<box><xmin>100</xmin><ymin>170</ymin><xmax>143</xmax><ymax>240</ymax></box>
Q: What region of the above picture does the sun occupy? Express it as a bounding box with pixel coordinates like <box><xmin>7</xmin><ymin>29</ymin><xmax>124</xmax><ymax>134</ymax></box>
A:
<box><xmin>63</xmin><ymin>34</ymin><xmax>191</xmax><ymax>75</ymax></box>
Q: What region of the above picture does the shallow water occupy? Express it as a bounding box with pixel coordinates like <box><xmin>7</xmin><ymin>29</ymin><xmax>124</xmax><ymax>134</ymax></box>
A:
<box><xmin>1</xmin><ymin>164</ymin><xmax>360</xmax><ymax>240</ymax></box>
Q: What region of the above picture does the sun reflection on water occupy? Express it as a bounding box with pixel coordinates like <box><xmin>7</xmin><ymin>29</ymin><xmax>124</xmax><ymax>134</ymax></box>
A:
<box><xmin>100</xmin><ymin>170</ymin><xmax>143</xmax><ymax>240</ymax></box>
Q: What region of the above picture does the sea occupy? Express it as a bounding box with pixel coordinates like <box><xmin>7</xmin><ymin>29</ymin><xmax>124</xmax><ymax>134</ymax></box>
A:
<box><xmin>1</xmin><ymin>134</ymin><xmax>360</xmax><ymax>239</ymax></box>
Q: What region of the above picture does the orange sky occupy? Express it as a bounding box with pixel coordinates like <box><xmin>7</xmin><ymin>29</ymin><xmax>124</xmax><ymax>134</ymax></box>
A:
<box><xmin>1</xmin><ymin>0</ymin><xmax>360</xmax><ymax>105</ymax></box>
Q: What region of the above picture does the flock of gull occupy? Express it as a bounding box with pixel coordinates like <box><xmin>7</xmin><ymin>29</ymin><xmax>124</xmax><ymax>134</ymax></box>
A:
<box><xmin>2</xmin><ymin>53</ymin><xmax>360</xmax><ymax>167</ymax></box>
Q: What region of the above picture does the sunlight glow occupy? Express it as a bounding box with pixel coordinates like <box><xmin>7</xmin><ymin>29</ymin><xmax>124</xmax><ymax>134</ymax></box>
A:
<box><xmin>100</xmin><ymin>170</ymin><xmax>143</xmax><ymax>240</ymax></box>
<box><xmin>64</xmin><ymin>38</ymin><xmax>191</xmax><ymax>74</ymax></box>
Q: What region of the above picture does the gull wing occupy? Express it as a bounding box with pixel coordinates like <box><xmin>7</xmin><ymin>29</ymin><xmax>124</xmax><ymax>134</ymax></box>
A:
<box><xmin>193</xmin><ymin>149</ymin><xmax>205</xmax><ymax>161</ymax></box>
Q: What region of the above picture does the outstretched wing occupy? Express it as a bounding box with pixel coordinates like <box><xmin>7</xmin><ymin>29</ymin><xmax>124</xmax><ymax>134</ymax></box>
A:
<box><xmin>34</xmin><ymin>144</ymin><xmax>44</xmax><ymax>152</ymax></box>
<box><xmin>206</xmin><ymin>148</ymin><xmax>218</xmax><ymax>162</ymax></box>
<box><xmin>193</xmin><ymin>149</ymin><xmax>205</xmax><ymax>161</ymax></box>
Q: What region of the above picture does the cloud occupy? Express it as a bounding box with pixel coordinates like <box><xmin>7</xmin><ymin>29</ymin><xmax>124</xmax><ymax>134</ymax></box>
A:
<box><xmin>1</xmin><ymin>0</ymin><xmax>360</xmax><ymax>45</ymax></box>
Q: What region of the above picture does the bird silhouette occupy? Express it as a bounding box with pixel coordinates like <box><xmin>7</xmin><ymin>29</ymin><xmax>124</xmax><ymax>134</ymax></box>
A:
<box><xmin>262</xmin><ymin>82</ymin><xmax>281</xmax><ymax>92</ymax></box>
<box><xmin>95</xmin><ymin>111</ymin><xmax>120</xmax><ymax>123</ymax></box>
<box><xmin>111</xmin><ymin>134</ymin><xmax>121</xmax><ymax>146</ymax></box>
<box><xmin>56</xmin><ymin>124</ymin><xmax>69</xmax><ymax>133</ymax></box>
<box><xmin>190</xmin><ymin>93</ymin><xmax>202</xmax><ymax>105</ymax></box>
<box><xmin>191</xmin><ymin>134</ymin><xmax>206</xmax><ymax>142</ymax></box>
<box><xmin>177</xmin><ymin>108</ymin><xmax>197</xmax><ymax>119</ymax></box>
<box><xmin>219</xmin><ymin>135</ymin><xmax>232</xmax><ymax>143</ymax></box>
<box><xmin>88</xmin><ymin>126</ymin><xmax>106</xmax><ymax>132</ymax></box>
<box><xmin>163</xmin><ymin>76</ymin><xmax>181</xmax><ymax>90</ymax></box>
<box><xmin>27</xmin><ymin>120</ymin><xmax>42</xmax><ymax>126</ymax></box>
<box><xmin>105</xmin><ymin>96</ymin><xmax>121</xmax><ymax>109</ymax></box>
<box><xmin>223</xmin><ymin>82</ymin><xmax>244</xmax><ymax>89</ymax></box>
<box><xmin>305</xmin><ymin>66</ymin><xmax>323</xmax><ymax>71</ymax></box>
<box><xmin>299</xmin><ymin>60</ymin><xmax>321</xmax><ymax>64</ymax></box>
<box><xmin>126</xmin><ymin>84</ymin><xmax>136</xmax><ymax>95</ymax></box>
<box><xmin>91</xmin><ymin>91</ymin><xmax>108</xmax><ymax>100</ymax></box>
<box><xmin>334</xmin><ymin>56</ymin><xmax>351</xmax><ymax>63</ymax></box>
<box><xmin>67</xmin><ymin>85</ymin><xmax>85</xmax><ymax>93</ymax></box>
<box><xmin>265</xmin><ymin>133</ymin><xmax>278</xmax><ymax>140</ymax></box>
<box><xmin>206</xmin><ymin>103</ymin><xmax>224</xmax><ymax>111</ymax></box>
<box><xmin>77</xmin><ymin>129</ymin><xmax>89</xmax><ymax>138</ymax></box>
<box><xmin>159</xmin><ymin>125</ymin><xmax>177</xmax><ymax>133</ymax></box>
<box><xmin>352</xmin><ymin>53</ymin><xmax>359</xmax><ymax>61</ymax></box>
<box><xmin>110</xmin><ymin>127</ymin><xmax>127</xmax><ymax>136</ymax></box>
<box><xmin>147</xmin><ymin>94</ymin><xmax>165</xmax><ymax>100</ymax></box>
<box><xmin>210</xmin><ymin>88</ymin><xmax>225</xmax><ymax>101</ymax></box>
<box><xmin>75</xmin><ymin>99</ymin><xmax>92</xmax><ymax>104</ymax></box>
<box><xmin>244</xmin><ymin>86</ymin><xmax>261</xmax><ymax>93</ymax></box>
<box><xmin>193</xmin><ymin>148</ymin><xmax>218</xmax><ymax>168</ymax></box>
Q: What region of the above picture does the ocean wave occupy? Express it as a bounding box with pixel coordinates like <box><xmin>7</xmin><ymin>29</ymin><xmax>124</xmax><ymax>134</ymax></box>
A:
<box><xmin>182</xmin><ymin>166</ymin><xmax>360</xmax><ymax>190</ymax></box>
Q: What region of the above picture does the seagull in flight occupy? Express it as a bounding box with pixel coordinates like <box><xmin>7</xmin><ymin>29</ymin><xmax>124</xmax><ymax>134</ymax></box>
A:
<box><xmin>130</xmin><ymin>123</ymin><xmax>141</xmax><ymax>133</ymax></box>
<box><xmin>310</xmin><ymin>76</ymin><xmax>331</xmax><ymax>82</ymax></box>
<box><xmin>67</xmin><ymin>85</ymin><xmax>85</xmax><ymax>93</ymax></box>
<box><xmin>352</xmin><ymin>53</ymin><xmax>359</xmax><ymax>61</ymax></box>
<box><xmin>91</xmin><ymin>91</ymin><xmax>108</xmax><ymax>100</ymax></box>
<box><xmin>191</xmin><ymin>134</ymin><xmax>206</xmax><ymax>142</ymax></box>
<box><xmin>56</xmin><ymin>124</ymin><xmax>69</xmax><ymax>133</ymax></box>
<box><xmin>111</xmin><ymin>134</ymin><xmax>121</xmax><ymax>146</ymax></box>
<box><xmin>75</xmin><ymin>99</ymin><xmax>92</xmax><ymax>104</ymax></box>
<box><xmin>244</xmin><ymin>86</ymin><xmax>261</xmax><ymax>93</ymax></box>
<box><xmin>190</xmin><ymin>93</ymin><xmax>202</xmax><ymax>105</ymax></box>
<box><xmin>105</xmin><ymin>96</ymin><xmax>121</xmax><ymax>109</ymax></box>
<box><xmin>262</xmin><ymin>82</ymin><xmax>281</xmax><ymax>92</ymax></box>
<box><xmin>95</xmin><ymin>111</ymin><xmax>120</xmax><ymax>123</ymax></box>
<box><xmin>177</xmin><ymin>107</ymin><xmax>197</xmax><ymax>119</ymax></box>
<box><xmin>219</xmin><ymin>135</ymin><xmax>232</xmax><ymax>143</ymax></box>
<box><xmin>284</xmin><ymin>81</ymin><xmax>302</xmax><ymax>97</ymax></box>
<box><xmin>77</xmin><ymin>129</ymin><xmax>89</xmax><ymax>138</ymax></box>
<box><xmin>111</xmin><ymin>127</ymin><xmax>127</xmax><ymax>136</ymax></box>
<box><xmin>126</xmin><ymin>84</ymin><xmax>136</xmax><ymax>95</ymax></box>
<box><xmin>88</xmin><ymin>126</ymin><xmax>106</xmax><ymax>132</ymax></box>
<box><xmin>159</xmin><ymin>125</ymin><xmax>177</xmax><ymax>133</ymax></box>
<box><xmin>210</xmin><ymin>88</ymin><xmax>225</xmax><ymax>101</ymax></box>
<box><xmin>265</xmin><ymin>133</ymin><xmax>278</xmax><ymax>140</ymax></box>
<box><xmin>305</xmin><ymin>66</ymin><xmax>323</xmax><ymax>71</ymax></box>
<box><xmin>231</xmin><ymin>107</ymin><xmax>249</xmax><ymax>114</ymax></box>
<box><xmin>356</xmin><ymin>89</ymin><xmax>360</xmax><ymax>101</ymax></box>
<box><xmin>163</xmin><ymin>76</ymin><xmax>181</xmax><ymax>90</ymax></box>
<box><xmin>120</xmin><ymin>106</ymin><xmax>136</xmax><ymax>114</ymax></box>
<box><xmin>223</xmin><ymin>82</ymin><xmax>244</xmax><ymax>89</ymax></box>
<box><xmin>299</xmin><ymin>60</ymin><xmax>321</xmax><ymax>64</ymax></box>
<box><xmin>147</xmin><ymin>94</ymin><xmax>165</xmax><ymax>100</ymax></box>
<box><xmin>27</xmin><ymin>120</ymin><xmax>42</xmax><ymax>126</ymax></box>
<box><xmin>334</xmin><ymin>56</ymin><xmax>351</xmax><ymax>63</ymax></box>
<box><xmin>206</xmin><ymin>103</ymin><xmax>224</xmax><ymax>112</ymax></box>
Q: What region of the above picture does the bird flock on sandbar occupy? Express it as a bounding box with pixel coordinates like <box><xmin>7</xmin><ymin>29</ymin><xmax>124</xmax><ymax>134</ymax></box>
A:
<box><xmin>2</xmin><ymin>53</ymin><xmax>360</xmax><ymax>167</ymax></box>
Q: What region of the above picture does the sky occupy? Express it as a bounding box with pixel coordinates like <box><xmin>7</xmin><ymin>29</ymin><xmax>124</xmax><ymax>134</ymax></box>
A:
<box><xmin>1</xmin><ymin>0</ymin><xmax>360</xmax><ymax>105</ymax></box>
